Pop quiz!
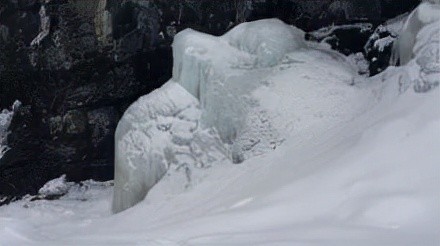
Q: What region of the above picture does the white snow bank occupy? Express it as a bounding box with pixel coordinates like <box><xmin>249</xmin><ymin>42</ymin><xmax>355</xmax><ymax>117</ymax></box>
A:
<box><xmin>1</xmin><ymin>66</ymin><xmax>438</xmax><ymax>246</ymax></box>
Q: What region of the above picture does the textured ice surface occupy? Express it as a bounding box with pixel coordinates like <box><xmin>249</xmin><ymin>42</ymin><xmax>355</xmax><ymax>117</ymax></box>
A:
<box><xmin>113</xmin><ymin>82</ymin><xmax>227</xmax><ymax>213</ymax></box>
<box><xmin>114</xmin><ymin>19</ymin><xmax>365</xmax><ymax>212</ymax></box>
<box><xmin>113</xmin><ymin>11</ymin><xmax>439</xmax><ymax>213</ymax></box>
<box><xmin>391</xmin><ymin>2</ymin><xmax>440</xmax><ymax>65</ymax></box>
<box><xmin>172</xmin><ymin>19</ymin><xmax>306</xmax><ymax>160</ymax></box>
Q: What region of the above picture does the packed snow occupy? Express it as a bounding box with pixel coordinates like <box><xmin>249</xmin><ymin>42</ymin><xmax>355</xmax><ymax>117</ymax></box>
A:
<box><xmin>1</xmin><ymin>3</ymin><xmax>439</xmax><ymax>245</ymax></box>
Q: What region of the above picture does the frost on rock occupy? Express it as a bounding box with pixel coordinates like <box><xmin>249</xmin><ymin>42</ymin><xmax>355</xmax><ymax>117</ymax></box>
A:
<box><xmin>0</xmin><ymin>101</ymin><xmax>21</xmax><ymax>160</ymax></box>
<box><xmin>38</xmin><ymin>175</ymin><xmax>70</xmax><ymax>198</ymax></box>
<box><xmin>30</xmin><ymin>5</ymin><xmax>50</xmax><ymax>47</ymax></box>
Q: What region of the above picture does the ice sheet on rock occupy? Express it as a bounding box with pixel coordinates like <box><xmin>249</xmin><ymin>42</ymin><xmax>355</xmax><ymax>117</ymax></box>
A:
<box><xmin>113</xmin><ymin>82</ymin><xmax>228</xmax><ymax>213</ymax></box>
<box><xmin>172</xmin><ymin>19</ymin><xmax>307</xmax><ymax>162</ymax></box>
<box><xmin>114</xmin><ymin>19</ymin><xmax>362</xmax><ymax>212</ymax></box>
<box><xmin>387</xmin><ymin>3</ymin><xmax>440</xmax><ymax>93</ymax></box>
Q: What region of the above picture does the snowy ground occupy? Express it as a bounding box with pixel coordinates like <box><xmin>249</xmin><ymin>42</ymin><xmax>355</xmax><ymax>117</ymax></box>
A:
<box><xmin>1</xmin><ymin>4</ymin><xmax>439</xmax><ymax>245</ymax></box>
<box><xmin>1</xmin><ymin>57</ymin><xmax>439</xmax><ymax>246</ymax></box>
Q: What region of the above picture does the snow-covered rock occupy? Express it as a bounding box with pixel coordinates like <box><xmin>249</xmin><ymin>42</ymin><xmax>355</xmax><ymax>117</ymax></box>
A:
<box><xmin>364</xmin><ymin>12</ymin><xmax>409</xmax><ymax>75</ymax></box>
<box><xmin>38</xmin><ymin>175</ymin><xmax>70</xmax><ymax>198</ymax></box>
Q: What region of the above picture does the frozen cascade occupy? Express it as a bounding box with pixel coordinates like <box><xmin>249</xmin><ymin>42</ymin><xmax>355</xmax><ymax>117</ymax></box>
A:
<box><xmin>391</xmin><ymin>1</ymin><xmax>440</xmax><ymax>66</ymax></box>
<box><xmin>113</xmin><ymin>19</ymin><xmax>375</xmax><ymax>213</ymax></box>
<box><xmin>112</xmin><ymin>82</ymin><xmax>228</xmax><ymax>213</ymax></box>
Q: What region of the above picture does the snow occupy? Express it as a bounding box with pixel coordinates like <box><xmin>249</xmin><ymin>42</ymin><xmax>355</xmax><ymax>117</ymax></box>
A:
<box><xmin>38</xmin><ymin>175</ymin><xmax>70</xmax><ymax>198</ymax></box>
<box><xmin>1</xmin><ymin>5</ymin><xmax>440</xmax><ymax>245</ymax></box>
<box><xmin>374</xmin><ymin>36</ymin><xmax>395</xmax><ymax>52</ymax></box>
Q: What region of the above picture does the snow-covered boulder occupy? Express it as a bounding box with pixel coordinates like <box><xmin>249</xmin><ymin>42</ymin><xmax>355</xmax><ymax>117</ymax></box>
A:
<box><xmin>0</xmin><ymin>101</ymin><xmax>21</xmax><ymax>160</ymax></box>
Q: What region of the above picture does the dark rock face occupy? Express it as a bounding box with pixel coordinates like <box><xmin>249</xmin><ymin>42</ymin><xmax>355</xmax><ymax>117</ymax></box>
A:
<box><xmin>307</xmin><ymin>23</ymin><xmax>375</xmax><ymax>56</ymax></box>
<box><xmin>0</xmin><ymin>0</ymin><xmax>421</xmax><ymax>198</ymax></box>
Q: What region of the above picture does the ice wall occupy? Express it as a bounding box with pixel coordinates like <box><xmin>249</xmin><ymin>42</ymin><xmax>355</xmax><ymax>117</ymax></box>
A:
<box><xmin>391</xmin><ymin>2</ymin><xmax>440</xmax><ymax>66</ymax></box>
<box><xmin>114</xmin><ymin>19</ymin><xmax>306</xmax><ymax>212</ymax></box>
<box><xmin>113</xmin><ymin>82</ymin><xmax>228</xmax><ymax>213</ymax></box>
<box><xmin>172</xmin><ymin>19</ymin><xmax>305</xmax><ymax>151</ymax></box>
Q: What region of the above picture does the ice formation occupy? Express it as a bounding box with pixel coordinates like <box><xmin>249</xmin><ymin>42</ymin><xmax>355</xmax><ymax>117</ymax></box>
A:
<box><xmin>113</xmin><ymin>9</ymin><xmax>439</xmax><ymax>212</ymax></box>
<box><xmin>112</xmin><ymin>19</ymin><xmax>372</xmax><ymax>213</ymax></box>
<box><xmin>390</xmin><ymin>1</ymin><xmax>440</xmax><ymax>66</ymax></box>
<box><xmin>112</xmin><ymin>82</ymin><xmax>228</xmax><ymax>213</ymax></box>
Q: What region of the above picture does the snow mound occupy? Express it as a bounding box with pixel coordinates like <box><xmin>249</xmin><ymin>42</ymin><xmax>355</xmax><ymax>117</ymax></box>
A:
<box><xmin>38</xmin><ymin>175</ymin><xmax>70</xmax><ymax>198</ymax></box>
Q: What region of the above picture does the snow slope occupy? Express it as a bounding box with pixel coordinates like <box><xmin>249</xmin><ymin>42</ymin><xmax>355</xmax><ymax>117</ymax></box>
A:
<box><xmin>0</xmin><ymin>73</ymin><xmax>438</xmax><ymax>245</ymax></box>
<box><xmin>1</xmin><ymin>5</ymin><xmax>439</xmax><ymax>245</ymax></box>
